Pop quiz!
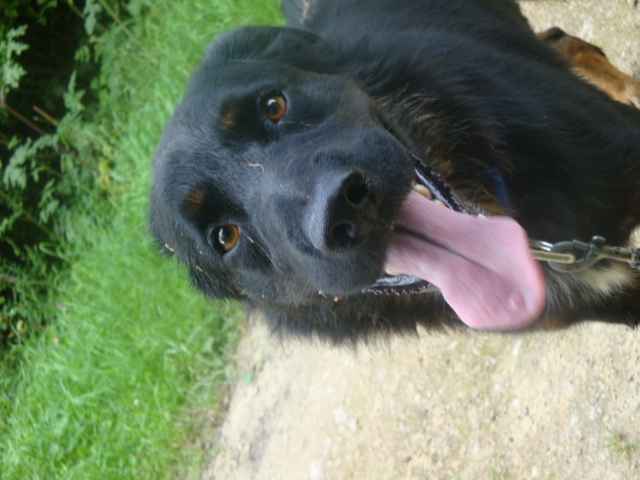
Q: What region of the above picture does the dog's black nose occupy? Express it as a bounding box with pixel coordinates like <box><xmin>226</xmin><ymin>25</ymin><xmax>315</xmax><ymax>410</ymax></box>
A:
<box><xmin>305</xmin><ymin>169</ymin><xmax>378</xmax><ymax>253</ymax></box>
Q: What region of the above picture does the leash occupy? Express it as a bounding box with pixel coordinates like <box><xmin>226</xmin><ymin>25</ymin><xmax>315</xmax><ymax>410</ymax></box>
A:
<box><xmin>529</xmin><ymin>236</ymin><xmax>640</xmax><ymax>273</ymax></box>
<box><xmin>481</xmin><ymin>169</ymin><xmax>639</xmax><ymax>273</ymax></box>
<box><xmin>406</xmin><ymin>152</ymin><xmax>639</xmax><ymax>274</ymax></box>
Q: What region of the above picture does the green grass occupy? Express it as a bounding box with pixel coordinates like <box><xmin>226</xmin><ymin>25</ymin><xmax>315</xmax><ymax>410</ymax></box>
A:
<box><xmin>605</xmin><ymin>428</ymin><xmax>636</xmax><ymax>464</ymax></box>
<box><xmin>1</xmin><ymin>0</ymin><xmax>283</xmax><ymax>478</ymax></box>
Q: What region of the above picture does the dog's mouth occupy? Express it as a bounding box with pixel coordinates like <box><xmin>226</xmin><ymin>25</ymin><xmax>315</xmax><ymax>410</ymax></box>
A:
<box><xmin>366</xmin><ymin>153</ymin><xmax>546</xmax><ymax>331</ymax></box>
<box><xmin>366</xmin><ymin>153</ymin><xmax>469</xmax><ymax>295</ymax></box>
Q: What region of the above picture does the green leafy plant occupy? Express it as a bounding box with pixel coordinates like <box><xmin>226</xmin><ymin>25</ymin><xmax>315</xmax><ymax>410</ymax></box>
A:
<box><xmin>1</xmin><ymin>26</ymin><xmax>28</xmax><ymax>90</ymax></box>
<box><xmin>0</xmin><ymin>2</ymin><xmax>115</xmax><ymax>345</ymax></box>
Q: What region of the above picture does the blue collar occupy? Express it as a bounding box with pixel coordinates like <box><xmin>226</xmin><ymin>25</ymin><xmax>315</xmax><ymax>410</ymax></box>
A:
<box><xmin>484</xmin><ymin>168</ymin><xmax>511</xmax><ymax>207</ymax></box>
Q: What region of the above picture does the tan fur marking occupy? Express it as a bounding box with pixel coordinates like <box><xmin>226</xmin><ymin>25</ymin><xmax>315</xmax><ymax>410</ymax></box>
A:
<box><xmin>578</xmin><ymin>264</ymin><xmax>634</xmax><ymax>297</ymax></box>
<box><xmin>631</xmin><ymin>225</ymin><xmax>640</xmax><ymax>246</ymax></box>
<box><xmin>219</xmin><ymin>105</ymin><xmax>239</xmax><ymax>131</ymax></box>
<box><xmin>184</xmin><ymin>188</ymin><xmax>206</xmax><ymax>215</ymax></box>
<box><xmin>538</xmin><ymin>29</ymin><xmax>640</xmax><ymax>107</ymax></box>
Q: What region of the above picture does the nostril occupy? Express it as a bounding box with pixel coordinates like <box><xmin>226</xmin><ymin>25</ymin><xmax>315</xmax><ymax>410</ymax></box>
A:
<box><xmin>305</xmin><ymin>169</ymin><xmax>379</xmax><ymax>253</ymax></box>
<box><xmin>345</xmin><ymin>181</ymin><xmax>370</xmax><ymax>207</ymax></box>
<box><xmin>332</xmin><ymin>222</ymin><xmax>357</xmax><ymax>249</ymax></box>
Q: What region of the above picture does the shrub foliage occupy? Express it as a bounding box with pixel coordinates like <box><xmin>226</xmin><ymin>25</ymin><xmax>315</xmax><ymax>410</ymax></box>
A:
<box><xmin>0</xmin><ymin>1</ymin><xmax>115</xmax><ymax>345</ymax></box>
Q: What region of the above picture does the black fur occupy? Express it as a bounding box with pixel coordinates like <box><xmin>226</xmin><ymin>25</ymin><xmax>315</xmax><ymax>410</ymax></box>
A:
<box><xmin>150</xmin><ymin>0</ymin><xmax>640</xmax><ymax>343</ymax></box>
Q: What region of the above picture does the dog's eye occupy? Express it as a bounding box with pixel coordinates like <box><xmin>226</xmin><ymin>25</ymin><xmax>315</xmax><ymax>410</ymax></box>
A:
<box><xmin>260</xmin><ymin>94</ymin><xmax>287</xmax><ymax>122</ymax></box>
<box><xmin>211</xmin><ymin>225</ymin><xmax>240</xmax><ymax>254</ymax></box>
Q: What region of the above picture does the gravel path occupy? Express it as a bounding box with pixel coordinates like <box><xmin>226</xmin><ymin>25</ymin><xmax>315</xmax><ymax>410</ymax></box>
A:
<box><xmin>205</xmin><ymin>2</ymin><xmax>640</xmax><ymax>479</ymax></box>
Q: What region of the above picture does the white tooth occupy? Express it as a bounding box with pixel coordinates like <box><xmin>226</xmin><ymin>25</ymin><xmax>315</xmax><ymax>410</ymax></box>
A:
<box><xmin>434</xmin><ymin>199</ymin><xmax>446</xmax><ymax>207</ymax></box>
<box><xmin>413</xmin><ymin>184</ymin><xmax>433</xmax><ymax>199</ymax></box>
<box><xmin>478</xmin><ymin>214</ymin><xmax>488</xmax><ymax>220</ymax></box>
<box><xmin>385</xmin><ymin>269</ymin><xmax>402</xmax><ymax>276</ymax></box>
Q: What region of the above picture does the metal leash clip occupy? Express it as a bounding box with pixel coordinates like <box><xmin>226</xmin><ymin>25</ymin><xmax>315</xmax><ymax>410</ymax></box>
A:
<box><xmin>529</xmin><ymin>236</ymin><xmax>640</xmax><ymax>273</ymax></box>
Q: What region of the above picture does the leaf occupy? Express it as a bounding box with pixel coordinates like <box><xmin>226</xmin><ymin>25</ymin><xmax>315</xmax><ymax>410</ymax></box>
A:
<box><xmin>38</xmin><ymin>179</ymin><xmax>60</xmax><ymax>224</ymax></box>
<box><xmin>3</xmin><ymin>139</ymin><xmax>30</xmax><ymax>189</ymax></box>
<box><xmin>1</xmin><ymin>26</ymin><xmax>29</xmax><ymax>90</ymax></box>
<box><xmin>2</xmin><ymin>134</ymin><xmax>59</xmax><ymax>189</ymax></box>
<box><xmin>83</xmin><ymin>0</ymin><xmax>103</xmax><ymax>36</ymax></box>
<box><xmin>2</xmin><ymin>63</ymin><xmax>27</xmax><ymax>90</ymax></box>
<box><xmin>4</xmin><ymin>25</ymin><xmax>28</xmax><ymax>46</ymax></box>
<box><xmin>7</xmin><ymin>135</ymin><xmax>21</xmax><ymax>150</ymax></box>
<box><xmin>63</xmin><ymin>71</ymin><xmax>86</xmax><ymax>113</ymax></box>
<box><xmin>0</xmin><ymin>211</ymin><xmax>21</xmax><ymax>237</ymax></box>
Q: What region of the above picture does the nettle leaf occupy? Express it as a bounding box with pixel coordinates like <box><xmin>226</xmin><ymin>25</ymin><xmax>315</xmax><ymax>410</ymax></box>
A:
<box><xmin>63</xmin><ymin>72</ymin><xmax>86</xmax><ymax>113</ymax></box>
<box><xmin>31</xmin><ymin>133</ymin><xmax>60</xmax><ymax>152</ymax></box>
<box><xmin>4</xmin><ymin>25</ymin><xmax>28</xmax><ymax>52</ymax></box>
<box><xmin>0</xmin><ymin>211</ymin><xmax>21</xmax><ymax>237</ymax></box>
<box><xmin>3</xmin><ymin>140</ymin><xmax>30</xmax><ymax>189</ymax></box>
<box><xmin>1</xmin><ymin>26</ymin><xmax>29</xmax><ymax>90</ymax></box>
<box><xmin>3</xmin><ymin>135</ymin><xmax>60</xmax><ymax>189</ymax></box>
<box><xmin>38</xmin><ymin>179</ymin><xmax>60</xmax><ymax>224</ymax></box>
<box><xmin>83</xmin><ymin>0</ymin><xmax>103</xmax><ymax>36</ymax></box>
<box><xmin>7</xmin><ymin>135</ymin><xmax>21</xmax><ymax>150</ymax></box>
<box><xmin>30</xmin><ymin>134</ymin><xmax>61</xmax><ymax>182</ymax></box>
<box><xmin>3</xmin><ymin>63</ymin><xmax>27</xmax><ymax>90</ymax></box>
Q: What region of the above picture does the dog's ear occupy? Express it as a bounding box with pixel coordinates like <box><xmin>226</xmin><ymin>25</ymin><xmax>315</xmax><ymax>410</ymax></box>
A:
<box><xmin>205</xmin><ymin>26</ymin><xmax>337</xmax><ymax>73</ymax></box>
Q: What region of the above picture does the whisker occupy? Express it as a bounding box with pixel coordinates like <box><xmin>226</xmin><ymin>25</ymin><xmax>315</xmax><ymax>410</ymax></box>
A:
<box><xmin>246</xmin><ymin>234</ymin><xmax>284</xmax><ymax>274</ymax></box>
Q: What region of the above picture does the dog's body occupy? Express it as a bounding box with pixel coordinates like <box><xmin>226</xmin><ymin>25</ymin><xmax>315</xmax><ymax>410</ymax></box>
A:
<box><xmin>150</xmin><ymin>0</ymin><xmax>640</xmax><ymax>343</ymax></box>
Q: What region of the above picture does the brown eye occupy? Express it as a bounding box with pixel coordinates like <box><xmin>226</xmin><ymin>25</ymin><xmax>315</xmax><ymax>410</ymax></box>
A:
<box><xmin>260</xmin><ymin>94</ymin><xmax>287</xmax><ymax>122</ymax></box>
<box><xmin>212</xmin><ymin>225</ymin><xmax>240</xmax><ymax>254</ymax></box>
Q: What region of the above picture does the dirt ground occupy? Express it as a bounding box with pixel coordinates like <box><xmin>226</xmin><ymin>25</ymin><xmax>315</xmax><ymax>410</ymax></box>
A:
<box><xmin>204</xmin><ymin>2</ymin><xmax>640</xmax><ymax>479</ymax></box>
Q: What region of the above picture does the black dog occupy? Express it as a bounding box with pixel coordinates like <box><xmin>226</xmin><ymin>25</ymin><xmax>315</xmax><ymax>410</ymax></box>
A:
<box><xmin>150</xmin><ymin>0</ymin><xmax>640</xmax><ymax>343</ymax></box>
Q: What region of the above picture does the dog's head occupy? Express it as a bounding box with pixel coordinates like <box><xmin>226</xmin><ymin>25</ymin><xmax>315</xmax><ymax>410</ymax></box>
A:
<box><xmin>151</xmin><ymin>27</ymin><xmax>413</xmax><ymax>300</ymax></box>
<box><xmin>150</xmin><ymin>27</ymin><xmax>545</xmax><ymax>341</ymax></box>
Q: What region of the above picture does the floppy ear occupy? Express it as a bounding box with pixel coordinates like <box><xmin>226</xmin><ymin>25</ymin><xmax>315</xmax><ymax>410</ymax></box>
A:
<box><xmin>204</xmin><ymin>26</ymin><xmax>338</xmax><ymax>73</ymax></box>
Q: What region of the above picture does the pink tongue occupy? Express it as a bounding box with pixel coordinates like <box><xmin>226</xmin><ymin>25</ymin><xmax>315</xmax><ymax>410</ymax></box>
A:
<box><xmin>385</xmin><ymin>190</ymin><xmax>545</xmax><ymax>330</ymax></box>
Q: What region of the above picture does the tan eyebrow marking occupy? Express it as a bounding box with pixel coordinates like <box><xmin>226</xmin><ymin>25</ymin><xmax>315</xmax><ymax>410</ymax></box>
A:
<box><xmin>184</xmin><ymin>188</ymin><xmax>207</xmax><ymax>215</ymax></box>
<box><xmin>219</xmin><ymin>104</ymin><xmax>239</xmax><ymax>131</ymax></box>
